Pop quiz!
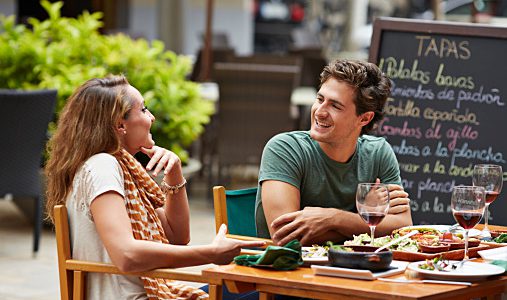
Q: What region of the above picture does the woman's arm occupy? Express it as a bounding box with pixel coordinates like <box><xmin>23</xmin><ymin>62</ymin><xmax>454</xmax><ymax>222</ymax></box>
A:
<box><xmin>142</xmin><ymin>146</ymin><xmax>190</xmax><ymax>245</ymax></box>
<box><xmin>90</xmin><ymin>192</ymin><xmax>264</xmax><ymax>272</ymax></box>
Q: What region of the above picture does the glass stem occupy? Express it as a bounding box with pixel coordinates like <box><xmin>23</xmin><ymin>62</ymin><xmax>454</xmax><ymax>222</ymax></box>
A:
<box><xmin>464</xmin><ymin>229</ymin><xmax>469</xmax><ymax>260</ymax></box>
<box><xmin>484</xmin><ymin>204</ymin><xmax>490</xmax><ymax>232</ymax></box>
<box><xmin>370</xmin><ymin>226</ymin><xmax>376</xmax><ymax>246</ymax></box>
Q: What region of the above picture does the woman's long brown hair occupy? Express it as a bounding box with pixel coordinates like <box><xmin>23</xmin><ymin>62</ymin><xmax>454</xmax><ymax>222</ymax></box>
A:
<box><xmin>45</xmin><ymin>75</ymin><xmax>133</xmax><ymax>223</ymax></box>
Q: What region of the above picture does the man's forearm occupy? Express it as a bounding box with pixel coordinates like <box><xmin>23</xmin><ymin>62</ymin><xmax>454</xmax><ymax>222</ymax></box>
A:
<box><xmin>375</xmin><ymin>210</ymin><xmax>413</xmax><ymax>236</ymax></box>
<box><xmin>332</xmin><ymin>209</ymin><xmax>371</xmax><ymax>238</ymax></box>
<box><xmin>302</xmin><ymin>230</ymin><xmax>348</xmax><ymax>245</ymax></box>
<box><xmin>332</xmin><ymin>209</ymin><xmax>412</xmax><ymax>239</ymax></box>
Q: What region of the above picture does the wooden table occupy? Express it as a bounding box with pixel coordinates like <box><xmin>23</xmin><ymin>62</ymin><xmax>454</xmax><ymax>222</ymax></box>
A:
<box><xmin>202</xmin><ymin>263</ymin><xmax>507</xmax><ymax>300</ymax></box>
<box><xmin>203</xmin><ymin>223</ymin><xmax>507</xmax><ymax>300</ymax></box>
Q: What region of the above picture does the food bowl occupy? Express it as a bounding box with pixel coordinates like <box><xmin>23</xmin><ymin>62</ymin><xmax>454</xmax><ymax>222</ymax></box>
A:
<box><xmin>467</xmin><ymin>238</ymin><xmax>481</xmax><ymax>248</ymax></box>
<box><xmin>447</xmin><ymin>238</ymin><xmax>481</xmax><ymax>249</ymax></box>
<box><xmin>446</xmin><ymin>241</ymin><xmax>465</xmax><ymax>250</ymax></box>
<box><xmin>490</xmin><ymin>230</ymin><xmax>507</xmax><ymax>238</ymax></box>
<box><xmin>417</xmin><ymin>242</ymin><xmax>451</xmax><ymax>253</ymax></box>
<box><xmin>328</xmin><ymin>245</ymin><xmax>393</xmax><ymax>271</ymax></box>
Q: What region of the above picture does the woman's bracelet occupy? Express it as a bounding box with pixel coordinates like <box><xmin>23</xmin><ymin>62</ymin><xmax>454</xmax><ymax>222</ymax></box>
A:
<box><xmin>160</xmin><ymin>178</ymin><xmax>187</xmax><ymax>195</ymax></box>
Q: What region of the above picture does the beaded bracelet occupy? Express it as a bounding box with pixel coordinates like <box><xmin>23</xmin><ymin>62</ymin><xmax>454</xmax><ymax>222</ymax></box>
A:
<box><xmin>160</xmin><ymin>178</ymin><xmax>187</xmax><ymax>194</ymax></box>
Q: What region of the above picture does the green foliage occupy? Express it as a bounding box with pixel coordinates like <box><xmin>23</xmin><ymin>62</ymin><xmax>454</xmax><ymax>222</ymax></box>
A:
<box><xmin>0</xmin><ymin>1</ymin><xmax>213</xmax><ymax>162</ymax></box>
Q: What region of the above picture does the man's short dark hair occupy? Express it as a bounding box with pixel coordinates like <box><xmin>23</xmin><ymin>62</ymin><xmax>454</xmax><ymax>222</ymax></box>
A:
<box><xmin>320</xmin><ymin>59</ymin><xmax>391</xmax><ymax>135</ymax></box>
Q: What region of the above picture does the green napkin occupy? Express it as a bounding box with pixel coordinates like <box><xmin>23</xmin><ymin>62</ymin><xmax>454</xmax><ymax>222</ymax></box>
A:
<box><xmin>491</xmin><ymin>260</ymin><xmax>507</xmax><ymax>273</ymax></box>
<box><xmin>234</xmin><ymin>240</ymin><xmax>303</xmax><ymax>270</ymax></box>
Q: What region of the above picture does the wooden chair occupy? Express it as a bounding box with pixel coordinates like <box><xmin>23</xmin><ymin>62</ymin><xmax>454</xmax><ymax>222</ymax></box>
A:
<box><xmin>53</xmin><ymin>205</ymin><xmax>207</xmax><ymax>300</ymax></box>
<box><xmin>210</xmin><ymin>186</ymin><xmax>275</xmax><ymax>299</ymax></box>
<box><xmin>212</xmin><ymin>186</ymin><xmax>273</xmax><ymax>247</ymax></box>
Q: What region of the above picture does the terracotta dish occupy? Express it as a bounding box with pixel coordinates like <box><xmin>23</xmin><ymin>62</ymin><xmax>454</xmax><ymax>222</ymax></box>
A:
<box><xmin>417</xmin><ymin>242</ymin><xmax>451</xmax><ymax>253</ymax></box>
<box><xmin>328</xmin><ymin>245</ymin><xmax>392</xmax><ymax>271</ymax></box>
<box><xmin>490</xmin><ymin>230</ymin><xmax>507</xmax><ymax>238</ymax></box>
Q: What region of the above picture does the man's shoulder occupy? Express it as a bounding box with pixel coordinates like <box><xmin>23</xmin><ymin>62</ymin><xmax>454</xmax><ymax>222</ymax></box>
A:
<box><xmin>358</xmin><ymin>134</ymin><xmax>390</xmax><ymax>147</ymax></box>
<box><xmin>268</xmin><ymin>131</ymin><xmax>312</xmax><ymax>146</ymax></box>
<box><xmin>358</xmin><ymin>134</ymin><xmax>387</xmax><ymax>143</ymax></box>
<box><xmin>357</xmin><ymin>135</ymin><xmax>393</xmax><ymax>153</ymax></box>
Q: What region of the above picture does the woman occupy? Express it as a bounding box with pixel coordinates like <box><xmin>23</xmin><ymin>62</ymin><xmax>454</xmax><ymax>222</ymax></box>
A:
<box><xmin>45</xmin><ymin>75</ymin><xmax>264</xmax><ymax>299</ymax></box>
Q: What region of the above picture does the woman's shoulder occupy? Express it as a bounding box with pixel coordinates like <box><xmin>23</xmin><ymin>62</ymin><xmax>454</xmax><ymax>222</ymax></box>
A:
<box><xmin>86</xmin><ymin>153</ymin><xmax>118</xmax><ymax>166</ymax></box>
<box><xmin>80</xmin><ymin>153</ymin><xmax>121</xmax><ymax>176</ymax></box>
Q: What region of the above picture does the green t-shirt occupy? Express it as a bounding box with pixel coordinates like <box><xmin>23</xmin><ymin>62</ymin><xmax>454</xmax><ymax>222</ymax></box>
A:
<box><xmin>255</xmin><ymin>131</ymin><xmax>401</xmax><ymax>238</ymax></box>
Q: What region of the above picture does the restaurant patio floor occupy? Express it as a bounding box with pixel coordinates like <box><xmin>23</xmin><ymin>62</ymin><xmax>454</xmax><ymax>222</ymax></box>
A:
<box><xmin>0</xmin><ymin>174</ymin><xmax>255</xmax><ymax>300</ymax></box>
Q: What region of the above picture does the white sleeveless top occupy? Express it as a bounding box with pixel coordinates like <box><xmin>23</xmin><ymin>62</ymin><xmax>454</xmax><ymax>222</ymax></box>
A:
<box><xmin>66</xmin><ymin>153</ymin><xmax>147</xmax><ymax>299</ymax></box>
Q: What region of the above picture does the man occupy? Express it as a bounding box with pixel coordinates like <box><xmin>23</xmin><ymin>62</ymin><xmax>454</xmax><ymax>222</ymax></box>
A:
<box><xmin>255</xmin><ymin>59</ymin><xmax>412</xmax><ymax>246</ymax></box>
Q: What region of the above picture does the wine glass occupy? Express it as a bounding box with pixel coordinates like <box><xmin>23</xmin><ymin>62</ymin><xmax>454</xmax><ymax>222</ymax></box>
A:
<box><xmin>472</xmin><ymin>164</ymin><xmax>503</xmax><ymax>235</ymax></box>
<box><xmin>356</xmin><ymin>183</ymin><xmax>390</xmax><ymax>246</ymax></box>
<box><xmin>451</xmin><ymin>186</ymin><xmax>485</xmax><ymax>260</ymax></box>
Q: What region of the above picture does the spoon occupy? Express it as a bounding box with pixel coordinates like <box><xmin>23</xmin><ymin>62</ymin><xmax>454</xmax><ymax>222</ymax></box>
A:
<box><xmin>374</xmin><ymin>230</ymin><xmax>419</xmax><ymax>253</ymax></box>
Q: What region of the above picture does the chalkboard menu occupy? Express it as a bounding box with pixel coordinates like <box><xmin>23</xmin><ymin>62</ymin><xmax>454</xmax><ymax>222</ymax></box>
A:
<box><xmin>369</xmin><ymin>17</ymin><xmax>507</xmax><ymax>225</ymax></box>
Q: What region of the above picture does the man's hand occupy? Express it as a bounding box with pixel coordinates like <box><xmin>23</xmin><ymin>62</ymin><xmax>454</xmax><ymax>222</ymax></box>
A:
<box><xmin>270</xmin><ymin>207</ymin><xmax>338</xmax><ymax>246</ymax></box>
<box><xmin>387</xmin><ymin>184</ymin><xmax>410</xmax><ymax>214</ymax></box>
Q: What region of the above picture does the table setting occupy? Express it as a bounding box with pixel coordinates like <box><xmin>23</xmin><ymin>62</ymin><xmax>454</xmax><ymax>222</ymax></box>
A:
<box><xmin>203</xmin><ymin>164</ymin><xmax>507</xmax><ymax>300</ymax></box>
<box><xmin>300</xmin><ymin>164</ymin><xmax>507</xmax><ymax>285</ymax></box>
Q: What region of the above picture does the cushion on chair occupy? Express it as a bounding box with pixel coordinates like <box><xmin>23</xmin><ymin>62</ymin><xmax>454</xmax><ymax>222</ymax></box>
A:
<box><xmin>225</xmin><ymin>187</ymin><xmax>258</xmax><ymax>237</ymax></box>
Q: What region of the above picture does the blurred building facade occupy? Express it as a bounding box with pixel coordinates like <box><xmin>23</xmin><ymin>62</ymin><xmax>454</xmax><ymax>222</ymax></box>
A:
<box><xmin>2</xmin><ymin>0</ymin><xmax>505</xmax><ymax>62</ymax></box>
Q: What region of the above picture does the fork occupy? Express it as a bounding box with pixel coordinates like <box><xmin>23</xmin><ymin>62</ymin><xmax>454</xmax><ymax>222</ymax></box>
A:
<box><xmin>450</xmin><ymin>258</ymin><xmax>477</xmax><ymax>270</ymax></box>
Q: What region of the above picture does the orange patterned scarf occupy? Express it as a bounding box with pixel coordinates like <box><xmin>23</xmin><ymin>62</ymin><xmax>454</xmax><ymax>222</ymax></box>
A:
<box><xmin>114</xmin><ymin>149</ymin><xmax>208</xmax><ymax>300</ymax></box>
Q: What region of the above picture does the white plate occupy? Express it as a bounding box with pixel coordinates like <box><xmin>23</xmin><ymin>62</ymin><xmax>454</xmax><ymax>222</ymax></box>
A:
<box><xmin>302</xmin><ymin>246</ymin><xmax>328</xmax><ymax>265</ymax></box>
<box><xmin>407</xmin><ymin>261</ymin><xmax>505</xmax><ymax>282</ymax></box>
<box><xmin>312</xmin><ymin>260</ymin><xmax>408</xmax><ymax>280</ymax></box>
<box><xmin>478</xmin><ymin>247</ymin><xmax>507</xmax><ymax>261</ymax></box>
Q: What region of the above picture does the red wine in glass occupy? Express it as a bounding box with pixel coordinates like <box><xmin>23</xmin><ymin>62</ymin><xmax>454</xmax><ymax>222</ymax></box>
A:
<box><xmin>452</xmin><ymin>211</ymin><xmax>483</xmax><ymax>230</ymax></box>
<box><xmin>472</xmin><ymin>164</ymin><xmax>503</xmax><ymax>234</ymax></box>
<box><xmin>486</xmin><ymin>191</ymin><xmax>500</xmax><ymax>204</ymax></box>
<box><xmin>359</xmin><ymin>212</ymin><xmax>386</xmax><ymax>226</ymax></box>
<box><xmin>451</xmin><ymin>185</ymin><xmax>485</xmax><ymax>260</ymax></box>
<box><xmin>356</xmin><ymin>183</ymin><xmax>389</xmax><ymax>246</ymax></box>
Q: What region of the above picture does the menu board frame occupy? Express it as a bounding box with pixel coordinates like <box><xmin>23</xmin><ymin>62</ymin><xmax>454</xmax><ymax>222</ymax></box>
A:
<box><xmin>369</xmin><ymin>17</ymin><xmax>507</xmax><ymax>225</ymax></box>
<box><xmin>370</xmin><ymin>18</ymin><xmax>507</xmax><ymax>63</ymax></box>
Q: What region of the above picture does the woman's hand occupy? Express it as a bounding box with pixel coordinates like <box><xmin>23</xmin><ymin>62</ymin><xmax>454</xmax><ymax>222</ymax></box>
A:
<box><xmin>210</xmin><ymin>224</ymin><xmax>266</xmax><ymax>265</ymax></box>
<box><xmin>141</xmin><ymin>146</ymin><xmax>183</xmax><ymax>182</ymax></box>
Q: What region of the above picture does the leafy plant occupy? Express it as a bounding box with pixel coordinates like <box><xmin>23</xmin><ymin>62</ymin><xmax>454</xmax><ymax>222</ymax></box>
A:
<box><xmin>0</xmin><ymin>1</ymin><xmax>213</xmax><ymax>162</ymax></box>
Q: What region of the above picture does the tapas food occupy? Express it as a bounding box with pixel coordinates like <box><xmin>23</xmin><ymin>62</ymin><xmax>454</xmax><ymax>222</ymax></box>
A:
<box><xmin>345</xmin><ymin>225</ymin><xmax>483</xmax><ymax>255</ymax></box>
<box><xmin>491</xmin><ymin>231</ymin><xmax>507</xmax><ymax>239</ymax></box>
<box><xmin>393</xmin><ymin>226</ymin><xmax>441</xmax><ymax>239</ymax></box>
